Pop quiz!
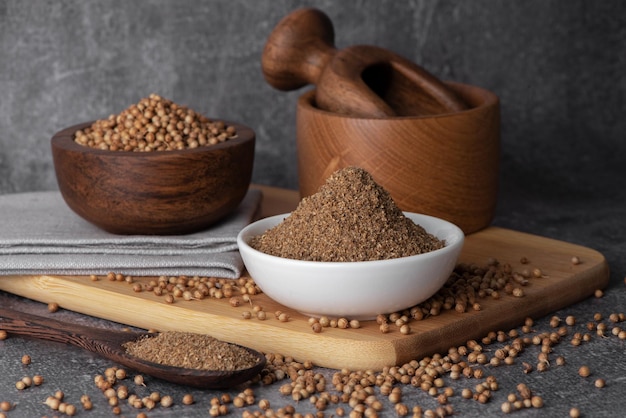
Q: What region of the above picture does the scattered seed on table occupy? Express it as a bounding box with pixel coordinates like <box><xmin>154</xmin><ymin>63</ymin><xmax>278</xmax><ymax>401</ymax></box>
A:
<box><xmin>578</xmin><ymin>365</ymin><xmax>591</xmax><ymax>377</ymax></box>
<box><xmin>160</xmin><ymin>395</ymin><xmax>174</xmax><ymax>407</ymax></box>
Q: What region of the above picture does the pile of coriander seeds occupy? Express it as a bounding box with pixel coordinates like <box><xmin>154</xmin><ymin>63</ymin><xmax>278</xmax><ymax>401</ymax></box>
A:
<box><xmin>74</xmin><ymin>94</ymin><xmax>237</xmax><ymax>152</ymax></box>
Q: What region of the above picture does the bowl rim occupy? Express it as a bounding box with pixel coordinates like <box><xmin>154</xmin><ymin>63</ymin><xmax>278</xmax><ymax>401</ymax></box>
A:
<box><xmin>237</xmin><ymin>211</ymin><xmax>465</xmax><ymax>268</ymax></box>
<box><xmin>297</xmin><ymin>81</ymin><xmax>499</xmax><ymax>121</ymax></box>
<box><xmin>51</xmin><ymin>120</ymin><xmax>255</xmax><ymax>156</ymax></box>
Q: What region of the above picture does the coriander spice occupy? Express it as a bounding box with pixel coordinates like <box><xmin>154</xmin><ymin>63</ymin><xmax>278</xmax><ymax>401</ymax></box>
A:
<box><xmin>123</xmin><ymin>331</ymin><xmax>258</xmax><ymax>371</ymax></box>
<box><xmin>251</xmin><ymin>167</ymin><xmax>444</xmax><ymax>262</ymax></box>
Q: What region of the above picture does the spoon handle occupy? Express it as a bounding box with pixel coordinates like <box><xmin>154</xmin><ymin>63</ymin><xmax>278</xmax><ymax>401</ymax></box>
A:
<box><xmin>0</xmin><ymin>307</ymin><xmax>140</xmax><ymax>356</ymax></box>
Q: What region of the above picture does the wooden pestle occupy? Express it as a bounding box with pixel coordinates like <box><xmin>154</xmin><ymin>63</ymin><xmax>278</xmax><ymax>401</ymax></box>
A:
<box><xmin>262</xmin><ymin>8</ymin><xmax>467</xmax><ymax>117</ymax></box>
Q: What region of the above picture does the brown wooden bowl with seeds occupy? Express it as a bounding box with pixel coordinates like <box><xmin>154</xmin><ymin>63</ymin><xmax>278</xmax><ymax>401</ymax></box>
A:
<box><xmin>51</xmin><ymin>121</ymin><xmax>255</xmax><ymax>235</ymax></box>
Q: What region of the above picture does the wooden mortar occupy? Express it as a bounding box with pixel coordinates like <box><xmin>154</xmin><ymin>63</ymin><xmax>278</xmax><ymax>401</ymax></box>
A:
<box><xmin>296</xmin><ymin>82</ymin><xmax>500</xmax><ymax>234</ymax></box>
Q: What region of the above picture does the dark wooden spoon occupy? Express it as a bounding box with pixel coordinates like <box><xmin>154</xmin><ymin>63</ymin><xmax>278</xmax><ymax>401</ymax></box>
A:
<box><xmin>0</xmin><ymin>307</ymin><xmax>266</xmax><ymax>389</ymax></box>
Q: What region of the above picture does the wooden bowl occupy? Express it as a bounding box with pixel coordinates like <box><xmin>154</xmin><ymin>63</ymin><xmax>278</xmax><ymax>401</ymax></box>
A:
<box><xmin>51</xmin><ymin>121</ymin><xmax>255</xmax><ymax>235</ymax></box>
<box><xmin>296</xmin><ymin>82</ymin><xmax>500</xmax><ymax>234</ymax></box>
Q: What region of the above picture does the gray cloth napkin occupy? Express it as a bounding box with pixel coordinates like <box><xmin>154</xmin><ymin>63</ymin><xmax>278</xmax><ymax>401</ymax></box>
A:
<box><xmin>0</xmin><ymin>189</ymin><xmax>262</xmax><ymax>278</ymax></box>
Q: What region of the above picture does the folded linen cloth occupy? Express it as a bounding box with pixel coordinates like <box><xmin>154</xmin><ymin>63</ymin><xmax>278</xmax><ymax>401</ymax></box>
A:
<box><xmin>0</xmin><ymin>189</ymin><xmax>262</xmax><ymax>278</ymax></box>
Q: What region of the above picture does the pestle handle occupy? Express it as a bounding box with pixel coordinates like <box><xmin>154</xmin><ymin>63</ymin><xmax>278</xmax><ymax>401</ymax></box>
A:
<box><xmin>262</xmin><ymin>8</ymin><xmax>337</xmax><ymax>91</ymax></box>
<box><xmin>262</xmin><ymin>8</ymin><xmax>468</xmax><ymax>117</ymax></box>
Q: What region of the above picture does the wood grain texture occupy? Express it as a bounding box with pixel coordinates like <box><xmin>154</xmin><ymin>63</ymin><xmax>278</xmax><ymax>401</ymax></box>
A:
<box><xmin>262</xmin><ymin>7</ymin><xmax>467</xmax><ymax>117</ymax></box>
<box><xmin>0</xmin><ymin>186</ymin><xmax>609</xmax><ymax>370</ymax></box>
<box><xmin>51</xmin><ymin>121</ymin><xmax>255</xmax><ymax>235</ymax></box>
<box><xmin>296</xmin><ymin>83</ymin><xmax>500</xmax><ymax>234</ymax></box>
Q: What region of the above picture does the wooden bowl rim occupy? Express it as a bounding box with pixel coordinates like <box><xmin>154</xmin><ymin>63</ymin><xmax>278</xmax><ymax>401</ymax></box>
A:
<box><xmin>51</xmin><ymin>120</ymin><xmax>255</xmax><ymax>157</ymax></box>
<box><xmin>298</xmin><ymin>81</ymin><xmax>499</xmax><ymax>120</ymax></box>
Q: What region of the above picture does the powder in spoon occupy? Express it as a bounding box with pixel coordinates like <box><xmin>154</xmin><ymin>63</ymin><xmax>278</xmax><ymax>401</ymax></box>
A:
<box><xmin>123</xmin><ymin>331</ymin><xmax>259</xmax><ymax>371</ymax></box>
<box><xmin>250</xmin><ymin>166</ymin><xmax>445</xmax><ymax>262</ymax></box>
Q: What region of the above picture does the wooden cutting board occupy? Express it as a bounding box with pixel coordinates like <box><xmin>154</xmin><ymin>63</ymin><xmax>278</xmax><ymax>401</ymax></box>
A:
<box><xmin>0</xmin><ymin>185</ymin><xmax>609</xmax><ymax>370</ymax></box>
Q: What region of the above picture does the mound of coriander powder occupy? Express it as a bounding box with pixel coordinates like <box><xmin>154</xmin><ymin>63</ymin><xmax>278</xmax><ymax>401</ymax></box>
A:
<box><xmin>123</xmin><ymin>331</ymin><xmax>258</xmax><ymax>371</ymax></box>
<box><xmin>250</xmin><ymin>166</ymin><xmax>445</xmax><ymax>262</ymax></box>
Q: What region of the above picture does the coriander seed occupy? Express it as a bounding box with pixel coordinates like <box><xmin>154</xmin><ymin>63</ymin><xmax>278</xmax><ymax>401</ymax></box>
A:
<box><xmin>115</xmin><ymin>368</ymin><xmax>127</xmax><ymax>380</ymax></box>
<box><xmin>258</xmin><ymin>399</ymin><xmax>271</xmax><ymax>410</ymax></box>
<box><xmin>578</xmin><ymin>365</ymin><xmax>591</xmax><ymax>377</ymax></box>
<box><xmin>531</xmin><ymin>395</ymin><xmax>544</xmax><ymax>408</ymax></box>
<box><xmin>45</xmin><ymin>396</ymin><xmax>60</xmax><ymax>410</ymax></box>
<box><xmin>160</xmin><ymin>395</ymin><xmax>174</xmax><ymax>408</ymax></box>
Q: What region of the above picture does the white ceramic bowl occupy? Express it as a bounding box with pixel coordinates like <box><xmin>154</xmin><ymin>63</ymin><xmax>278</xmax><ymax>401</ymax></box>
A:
<box><xmin>237</xmin><ymin>212</ymin><xmax>465</xmax><ymax>320</ymax></box>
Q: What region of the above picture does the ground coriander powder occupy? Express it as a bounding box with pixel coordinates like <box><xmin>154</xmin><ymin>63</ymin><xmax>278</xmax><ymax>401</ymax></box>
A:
<box><xmin>123</xmin><ymin>331</ymin><xmax>258</xmax><ymax>371</ymax></box>
<box><xmin>250</xmin><ymin>166</ymin><xmax>445</xmax><ymax>262</ymax></box>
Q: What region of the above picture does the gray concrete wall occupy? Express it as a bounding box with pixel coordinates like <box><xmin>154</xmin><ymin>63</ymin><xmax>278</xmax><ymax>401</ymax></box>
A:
<box><xmin>1</xmin><ymin>0</ymin><xmax>624</xmax><ymax>199</ymax></box>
